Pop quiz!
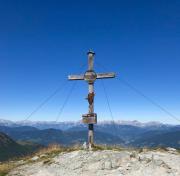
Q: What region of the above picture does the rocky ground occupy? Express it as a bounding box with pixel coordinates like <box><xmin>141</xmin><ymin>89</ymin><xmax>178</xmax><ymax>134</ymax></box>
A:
<box><xmin>8</xmin><ymin>148</ymin><xmax>180</xmax><ymax>176</ymax></box>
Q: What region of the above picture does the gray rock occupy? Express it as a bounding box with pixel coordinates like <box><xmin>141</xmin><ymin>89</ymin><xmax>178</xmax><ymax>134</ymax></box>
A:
<box><xmin>153</xmin><ymin>159</ymin><xmax>164</xmax><ymax>166</ymax></box>
<box><xmin>104</xmin><ymin>160</ymin><xmax>112</xmax><ymax>170</ymax></box>
<box><xmin>166</xmin><ymin>147</ymin><xmax>176</xmax><ymax>152</ymax></box>
<box><xmin>17</xmin><ymin>160</ymin><xmax>24</xmax><ymax>164</ymax></box>
<box><xmin>40</xmin><ymin>154</ymin><xmax>48</xmax><ymax>158</ymax></box>
<box><xmin>8</xmin><ymin>150</ymin><xmax>180</xmax><ymax>176</ymax></box>
<box><xmin>31</xmin><ymin>156</ymin><xmax>39</xmax><ymax>161</ymax></box>
<box><xmin>130</xmin><ymin>151</ymin><xmax>138</xmax><ymax>159</ymax></box>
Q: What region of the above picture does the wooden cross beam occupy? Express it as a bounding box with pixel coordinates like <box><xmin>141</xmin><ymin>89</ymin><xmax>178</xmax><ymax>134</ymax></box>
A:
<box><xmin>68</xmin><ymin>51</ymin><xmax>115</xmax><ymax>148</ymax></box>
<box><xmin>68</xmin><ymin>72</ymin><xmax>115</xmax><ymax>80</ymax></box>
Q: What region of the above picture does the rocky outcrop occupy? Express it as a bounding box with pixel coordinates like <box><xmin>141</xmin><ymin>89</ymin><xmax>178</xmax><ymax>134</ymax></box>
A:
<box><xmin>8</xmin><ymin>149</ymin><xmax>180</xmax><ymax>176</ymax></box>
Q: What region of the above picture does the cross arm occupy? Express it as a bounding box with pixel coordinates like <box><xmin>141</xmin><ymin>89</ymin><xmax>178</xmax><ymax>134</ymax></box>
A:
<box><xmin>96</xmin><ymin>72</ymin><xmax>115</xmax><ymax>79</ymax></box>
<box><xmin>68</xmin><ymin>74</ymin><xmax>84</xmax><ymax>80</ymax></box>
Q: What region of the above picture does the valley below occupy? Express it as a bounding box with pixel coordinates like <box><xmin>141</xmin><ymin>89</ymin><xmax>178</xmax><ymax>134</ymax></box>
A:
<box><xmin>0</xmin><ymin>120</ymin><xmax>180</xmax><ymax>149</ymax></box>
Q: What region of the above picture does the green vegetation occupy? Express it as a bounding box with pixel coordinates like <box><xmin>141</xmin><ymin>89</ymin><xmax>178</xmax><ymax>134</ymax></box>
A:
<box><xmin>0</xmin><ymin>132</ymin><xmax>42</xmax><ymax>162</ymax></box>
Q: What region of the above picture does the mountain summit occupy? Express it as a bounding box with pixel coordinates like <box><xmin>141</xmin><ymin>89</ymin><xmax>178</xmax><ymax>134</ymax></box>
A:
<box><xmin>7</xmin><ymin>148</ymin><xmax>180</xmax><ymax>176</ymax></box>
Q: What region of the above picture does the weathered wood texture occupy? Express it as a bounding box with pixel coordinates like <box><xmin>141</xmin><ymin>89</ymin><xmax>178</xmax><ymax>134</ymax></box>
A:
<box><xmin>68</xmin><ymin>75</ymin><xmax>84</xmax><ymax>80</ymax></box>
<box><xmin>67</xmin><ymin>51</ymin><xmax>115</xmax><ymax>147</ymax></box>
<box><xmin>88</xmin><ymin>52</ymin><xmax>95</xmax><ymax>70</ymax></box>
<box><xmin>88</xmin><ymin>84</ymin><xmax>94</xmax><ymax>113</ymax></box>
<box><xmin>97</xmin><ymin>72</ymin><xmax>115</xmax><ymax>79</ymax></box>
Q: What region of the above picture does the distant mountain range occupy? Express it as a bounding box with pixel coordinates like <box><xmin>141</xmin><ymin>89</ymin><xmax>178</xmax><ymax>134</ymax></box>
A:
<box><xmin>0</xmin><ymin>119</ymin><xmax>175</xmax><ymax>130</ymax></box>
<box><xmin>0</xmin><ymin>119</ymin><xmax>180</xmax><ymax>148</ymax></box>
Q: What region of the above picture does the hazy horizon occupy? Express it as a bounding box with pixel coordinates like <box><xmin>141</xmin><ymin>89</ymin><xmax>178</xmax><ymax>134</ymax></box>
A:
<box><xmin>0</xmin><ymin>118</ymin><xmax>179</xmax><ymax>125</ymax></box>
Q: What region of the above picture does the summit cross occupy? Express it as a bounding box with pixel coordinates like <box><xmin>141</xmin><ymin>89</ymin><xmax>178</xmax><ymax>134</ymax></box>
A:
<box><xmin>68</xmin><ymin>51</ymin><xmax>115</xmax><ymax>148</ymax></box>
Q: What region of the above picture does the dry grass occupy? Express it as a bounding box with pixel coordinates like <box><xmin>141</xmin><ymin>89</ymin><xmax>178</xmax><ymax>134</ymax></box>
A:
<box><xmin>92</xmin><ymin>144</ymin><xmax>125</xmax><ymax>151</ymax></box>
<box><xmin>0</xmin><ymin>162</ymin><xmax>16</xmax><ymax>176</ymax></box>
<box><xmin>36</xmin><ymin>144</ymin><xmax>63</xmax><ymax>156</ymax></box>
<box><xmin>35</xmin><ymin>144</ymin><xmax>82</xmax><ymax>157</ymax></box>
<box><xmin>0</xmin><ymin>155</ymin><xmax>30</xmax><ymax>175</ymax></box>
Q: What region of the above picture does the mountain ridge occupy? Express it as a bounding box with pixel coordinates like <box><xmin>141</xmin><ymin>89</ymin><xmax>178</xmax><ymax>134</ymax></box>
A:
<box><xmin>0</xmin><ymin>132</ymin><xmax>42</xmax><ymax>161</ymax></box>
<box><xmin>0</xmin><ymin>119</ymin><xmax>177</xmax><ymax>129</ymax></box>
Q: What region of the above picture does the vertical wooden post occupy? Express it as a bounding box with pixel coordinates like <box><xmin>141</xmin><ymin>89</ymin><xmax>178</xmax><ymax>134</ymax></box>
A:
<box><xmin>88</xmin><ymin>52</ymin><xmax>94</xmax><ymax>71</ymax></box>
<box><xmin>88</xmin><ymin>83</ymin><xmax>94</xmax><ymax>147</ymax></box>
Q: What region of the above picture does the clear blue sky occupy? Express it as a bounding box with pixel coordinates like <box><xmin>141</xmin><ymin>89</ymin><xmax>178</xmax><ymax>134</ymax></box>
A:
<box><xmin>0</xmin><ymin>0</ymin><xmax>179</xmax><ymax>124</ymax></box>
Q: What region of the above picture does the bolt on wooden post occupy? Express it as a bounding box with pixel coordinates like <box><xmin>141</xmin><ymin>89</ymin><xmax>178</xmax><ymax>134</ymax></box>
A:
<box><xmin>68</xmin><ymin>51</ymin><xmax>115</xmax><ymax>148</ymax></box>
